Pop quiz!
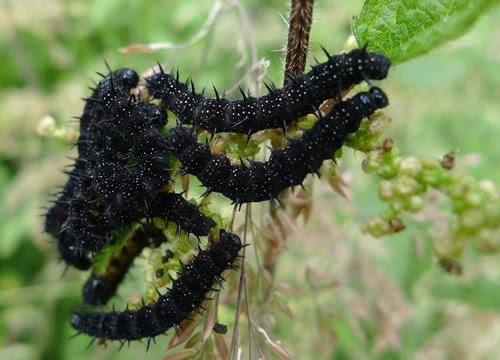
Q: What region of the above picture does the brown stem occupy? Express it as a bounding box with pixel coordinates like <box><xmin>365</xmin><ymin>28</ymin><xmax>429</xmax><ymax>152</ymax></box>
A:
<box><xmin>283</xmin><ymin>0</ymin><xmax>315</xmax><ymax>85</ymax></box>
<box><xmin>263</xmin><ymin>0</ymin><xmax>315</xmax><ymax>296</ymax></box>
<box><xmin>267</xmin><ymin>0</ymin><xmax>314</xmax><ymax>147</ymax></box>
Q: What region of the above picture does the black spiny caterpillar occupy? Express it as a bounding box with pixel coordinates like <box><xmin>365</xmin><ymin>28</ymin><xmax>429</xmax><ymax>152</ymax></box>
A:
<box><xmin>166</xmin><ymin>88</ymin><xmax>389</xmax><ymax>203</ymax></box>
<box><xmin>146</xmin><ymin>48</ymin><xmax>389</xmax><ymax>135</ymax></box>
<box><xmin>148</xmin><ymin>192</ymin><xmax>216</xmax><ymax>237</ymax></box>
<box><xmin>72</xmin><ymin>230</ymin><xmax>242</xmax><ymax>341</ymax></box>
<box><xmin>42</xmin><ymin>47</ymin><xmax>391</xmax><ymax>346</ymax></box>
<box><xmin>46</xmin><ymin>69</ymin><xmax>170</xmax><ymax>264</ymax></box>
<box><xmin>44</xmin><ymin>69</ymin><xmax>140</xmax><ymax>239</ymax></box>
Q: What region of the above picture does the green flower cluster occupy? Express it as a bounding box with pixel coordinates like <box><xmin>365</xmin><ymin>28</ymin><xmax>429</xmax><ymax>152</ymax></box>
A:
<box><xmin>143</xmin><ymin>199</ymin><xmax>226</xmax><ymax>303</ymax></box>
<box><xmin>347</xmin><ymin>115</ymin><xmax>499</xmax><ymax>267</ymax></box>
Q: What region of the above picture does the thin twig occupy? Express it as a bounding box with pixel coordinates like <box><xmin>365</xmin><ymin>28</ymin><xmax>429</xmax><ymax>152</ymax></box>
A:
<box><xmin>244</xmin><ymin>206</ymin><xmax>254</xmax><ymax>360</ymax></box>
<box><xmin>225</xmin><ymin>0</ymin><xmax>260</xmax><ymax>94</ymax></box>
<box><xmin>230</xmin><ymin>204</ymin><xmax>250</xmax><ymax>359</ymax></box>
<box><xmin>226</xmin><ymin>59</ymin><xmax>267</xmax><ymax>97</ymax></box>
<box><xmin>248</xmin><ymin>205</ymin><xmax>263</xmax><ymax>272</ymax></box>
<box><xmin>120</xmin><ymin>0</ymin><xmax>224</xmax><ymax>53</ymax></box>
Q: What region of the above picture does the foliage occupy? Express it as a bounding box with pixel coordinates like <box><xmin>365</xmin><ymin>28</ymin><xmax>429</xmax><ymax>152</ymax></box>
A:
<box><xmin>353</xmin><ymin>0</ymin><xmax>500</xmax><ymax>63</ymax></box>
<box><xmin>0</xmin><ymin>0</ymin><xmax>499</xmax><ymax>359</ymax></box>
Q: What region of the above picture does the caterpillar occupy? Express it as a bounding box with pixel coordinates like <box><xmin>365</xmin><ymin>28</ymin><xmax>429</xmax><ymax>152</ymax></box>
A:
<box><xmin>46</xmin><ymin>68</ymin><xmax>172</xmax><ymax>262</ymax></box>
<box><xmin>146</xmin><ymin>48</ymin><xmax>390</xmax><ymax>135</ymax></box>
<box><xmin>148</xmin><ymin>192</ymin><xmax>216</xmax><ymax>237</ymax></box>
<box><xmin>55</xmin><ymin>188</ymin><xmax>213</xmax><ymax>269</ymax></box>
<box><xmin>166</xmin><ymin>87</ymin><xmax>389</xmax><ymax>203</ymax></box>
<box><xmin>44</xmin><ymin>69</ymin><xmax>139</xmax><ymax>237</ymax></box>
<box><xmin>80</xmin><ymin>191</ymin><xmax>215</xmax><ymax>296</ymax></box>
<box><xmin>44</xmin><ymin>68</ymin><xmax>140</xmax><ymax>237</ymax></box>
<box><xmin>57</xmin><ymin>229</ymin><xmax>91</xmax><ymax>270</ymax></box>
<box><xmin>55</xmin><ymin>189</ymin><xmax>213</xmax><ymax>269</ymax></box>
<box><xmin>42</xmin><ymin>47</ymin><xmax>392</xmax><ymax>347</ymax></box>
<box><xmin>72</xmin><ymin>230</ymin><xmax>242</xmax><ymax>341</ymax></box>
<box><xmin>83</xmin><ymin>224</ymin><xmax>169</xmax><ymax>306</ymax></box>
<box><xmin>77</xmin><ymin>68</ymin><xmax>142</xmax><ymax>163</ymax></box>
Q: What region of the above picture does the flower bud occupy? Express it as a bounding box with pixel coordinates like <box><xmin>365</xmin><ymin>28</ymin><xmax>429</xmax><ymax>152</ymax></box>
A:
<box><xmin>378</xmin><ymin>180</ymin><xmax>393</xmax><ymax>201</ymax></box>
<box><xmin>399</xmin><ymin>156</ymin><xmax>422</xmax><ymax>177</ymax></box>
<box><xmin>363</xmin><ymin>216</ymin><xmax>391</xmax><ymax>237</ymax></box>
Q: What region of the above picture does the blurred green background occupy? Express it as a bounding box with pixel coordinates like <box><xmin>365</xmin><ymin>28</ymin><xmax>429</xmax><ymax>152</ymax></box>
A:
<box><xmin>0</xmin><ymin>0</ymin><xmax>499</xmax><ymax>359</ymax></box>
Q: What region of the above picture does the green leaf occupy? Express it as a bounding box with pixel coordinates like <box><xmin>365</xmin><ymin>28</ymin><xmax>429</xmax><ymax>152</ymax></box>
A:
<box><xmin>352</xmin><ymin>0</ymin><xmax>500</xmax><ymax>64</ymax></box>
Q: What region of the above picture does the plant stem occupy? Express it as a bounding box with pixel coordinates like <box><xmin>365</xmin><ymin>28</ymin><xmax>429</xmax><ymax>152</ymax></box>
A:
<box><xmin>283</xmin><ymin>0</ymin><xmax>315</xmax><ymax>85</ymax></box>
<box><xmin>263</xmin><ymin>0</ymin><xmax>315</xmax><ymax>296</ymax></box>
<box><xmin>230</xmin><ymin>204</ymin><xmax>250</xmax><ymax>359</ymax></box>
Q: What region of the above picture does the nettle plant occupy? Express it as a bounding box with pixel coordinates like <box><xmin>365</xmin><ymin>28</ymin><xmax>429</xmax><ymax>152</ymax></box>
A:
<box><xmin>42</xmin><ymin>0</ymin><xmax>499</xmax><ymax>357</ymax></box>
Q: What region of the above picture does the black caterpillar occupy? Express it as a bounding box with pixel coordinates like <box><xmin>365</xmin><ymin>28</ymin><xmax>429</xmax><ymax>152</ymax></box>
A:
<box><xmin>45</xmin><ymin>69</ymin><xmax>171</xmax><ymax>265</ymax></box>
<box><xmin>72</xmin><ymin>230</ymin><xmax>242</xmax><ymax>341</ymax></box>
<box><xmin>44</xmin><ymin>69</ymin><xmax>140</xmax><ymax>238</ymax></box>
<box><xmin>81</xmin><ymin>190</ymin><xmax>217</xmax><ymax>305</ymax></box>
<box><xmin>42</xmin><ymin>47</ymin><xmax>391</xmax><ymax>346</ymax></box>
<box><xmin>166</xmin><ymin>88</ymin><xmax>388</xmax><ymax>203</ymax></box>
<box><xmin>83</xmin><ymin>224</ymin><xmax>169</xmax><ymax>306</ymax></box>
<box><xmin>146</xmin><ymin>48</ymin><xmax>390</xmax><ymax>135</ymax></box>
<box><xmin>148</xmin><ymin>192</ymin><xmax>216</xmax><ymax>237</ymax></box>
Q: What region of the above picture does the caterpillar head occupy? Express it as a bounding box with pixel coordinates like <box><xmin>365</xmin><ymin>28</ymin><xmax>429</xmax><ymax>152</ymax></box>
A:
<box><xmin>354</xmin><ymin>48</ymin><xmax>391</xmax><ymax>80</ymax></box>
<box><xmin>368</xmin><ymin>87</ymin><xmax>389</xmax><ymax>108</ymax></box>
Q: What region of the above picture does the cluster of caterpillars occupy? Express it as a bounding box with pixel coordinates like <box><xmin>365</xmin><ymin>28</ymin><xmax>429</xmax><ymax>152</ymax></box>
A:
<box><xmin>43</xmin><ymin>47</ymin><xmax>390</xmax><ymax>344</ymax></box>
